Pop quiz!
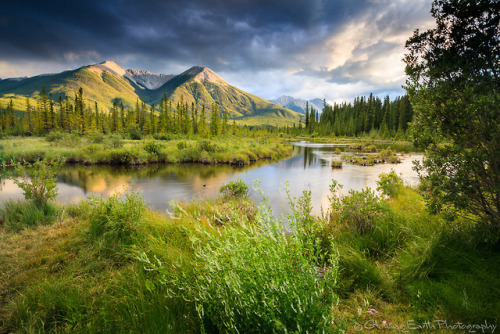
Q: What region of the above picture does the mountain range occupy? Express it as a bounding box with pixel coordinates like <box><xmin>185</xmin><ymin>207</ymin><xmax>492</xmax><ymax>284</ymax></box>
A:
<box><xmin>0</xmin><ymin>61</ymin><xmax>302</xmax><ymax>126</ymax></box>
<box><xmin>269</xmin><ymin>96</ymin><xmax>329</xmax><ymax>115</ymax></box>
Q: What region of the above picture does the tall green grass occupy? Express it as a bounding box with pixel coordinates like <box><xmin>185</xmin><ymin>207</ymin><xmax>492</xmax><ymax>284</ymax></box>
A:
<box><xmin>0</xmin><ymin>135</ymin><xmax>292</xmax><ymax>165</ymax></box>
<box><xmin>1</xmin><ymin>174</ymin><xmax>498</xmax><ymax>333</ymax></box>
<box><xmin>0</xmin><ymin>200</ymin><xmax>59</xmax><ymax>231</ymax></box>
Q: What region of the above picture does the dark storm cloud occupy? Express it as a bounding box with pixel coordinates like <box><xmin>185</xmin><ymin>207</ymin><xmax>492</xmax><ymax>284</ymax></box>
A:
<box><xmin>0</xmin><ymin>0</ymin><xmax>369</xmax><ymax>68</ymax></box>
<box><xmin>0</xmin><ymin>0</ymin><xmax>433</xmax><ymax>100</ymax></box>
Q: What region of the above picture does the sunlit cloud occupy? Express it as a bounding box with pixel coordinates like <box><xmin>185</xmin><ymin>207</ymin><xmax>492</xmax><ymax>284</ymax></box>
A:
<box><xmin>0</xmin><ymin>0</ymin><xmax>435</xmax><ymax>102</ymax></box>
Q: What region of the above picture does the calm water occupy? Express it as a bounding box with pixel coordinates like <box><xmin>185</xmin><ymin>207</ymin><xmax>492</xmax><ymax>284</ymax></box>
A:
<box><xmin>0</xmin><ymin>142</ymin><xmax>422</xmax><ymax>215</ymax></box>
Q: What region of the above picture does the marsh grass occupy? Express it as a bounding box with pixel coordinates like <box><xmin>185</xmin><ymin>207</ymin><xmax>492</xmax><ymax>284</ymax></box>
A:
<box><xmin>1</xmin><ymin>135</ymin><xmax>292</xmax><ymax>166</ymax></box>
<box><xmin>0</xmin><ymin>200</ymin><xmax>59</xmax><ymax>231</ymax></box>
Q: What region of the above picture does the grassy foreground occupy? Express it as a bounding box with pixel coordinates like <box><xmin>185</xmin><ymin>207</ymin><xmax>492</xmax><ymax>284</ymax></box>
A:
<box><xmin>0</xmin><ymin>133</ymin><xmax>292</xmax><ymax>166</ymax></box>
<box><xmin>0</xmin><ymin>179</ymin><xmax>499</xmax><ymax>333</ymax></box>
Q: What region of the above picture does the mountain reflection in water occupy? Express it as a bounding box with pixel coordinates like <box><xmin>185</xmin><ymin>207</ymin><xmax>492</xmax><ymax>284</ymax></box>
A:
<box><xmin>0</xmin><ymin>142</ymin><xmax>422</xmax><ymax>216</ymax></box>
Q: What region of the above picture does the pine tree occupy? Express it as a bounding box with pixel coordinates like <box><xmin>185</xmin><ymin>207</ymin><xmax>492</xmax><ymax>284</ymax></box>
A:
<box><xmin>210</xmin><ymin>103</ymin><xmax>220</xmax><ymax>136</ymax></box>
<box><xmin>222</xmin><ymin>109</ymin><xmax>228</xmax><ymax>135</ymax></box>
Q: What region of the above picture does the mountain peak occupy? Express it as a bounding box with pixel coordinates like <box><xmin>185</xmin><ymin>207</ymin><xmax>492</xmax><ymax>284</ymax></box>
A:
<box><xmin>182</xmin><ymin>66</ymin><xmax>228</xmax><ymax>86</ymax></box>
<box><xmin>88</xmin><ymin>60</ymin><xmax>126</xmax><ymax>77</ymax></box>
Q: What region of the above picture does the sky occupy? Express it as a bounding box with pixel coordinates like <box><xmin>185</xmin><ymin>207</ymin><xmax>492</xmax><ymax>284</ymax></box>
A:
<box><xmin>0</xmin><ymin>0</ymin><xmax>435</xmax><ymax>103</ymax></box>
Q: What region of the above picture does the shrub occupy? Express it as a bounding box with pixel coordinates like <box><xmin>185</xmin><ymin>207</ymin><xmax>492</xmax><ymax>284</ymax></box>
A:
<box><xmin>340</xmin><ymin>188</ymin><xmax>381</xmax><ymax>234</ymax></box>
<box><xmin>198</xmin><ymin>139</ymin><xmax>222</xmax><ymax>153</ymax></box>
<box><xmin>12</xmin><ymin>158</ymin><xmax>64</xmax><ymax>206</ymax></box>
<box><xmin>126</xmin><ymin>124</ymin><xmax>142</xmax><ymax>140</ymax></box>
<box><xmin>45</xmin><ymin>131</ymin><xmax>81</xmax><ymax>147</ymax></box>
<box><xmin>106</xmin><ymin>134</ymin><xmax>123</xmax><ymax>148</ymax></box>
<box><xmin>377</xmin><ymin>169</ymin><xmax>403</xmax><ymax>198</ymax></box>
<box><xmin>152</xmin><ymin>133</ymin><xmax>172</xmax><ymax>141</ymax></box>
<box><xmin>328</xmin><ymin>180</ymin><xmax>381</xmax><ymax>234</ymax></box>
<box><xmin>219</xmin><ymin>179</ymin><xmax>248</xmax><ymax>198</ymax></box>
<box><xmin>143</xmin><ymin>140</ymin><xmax>163</xmax><ymax>156</ymax></box>
<box><xmin>45</xmin><ymin>131</ymin><xmax>65</xmax><ymax>142</ymax></box>
<box><xmin>176</xmin><ymin>141</ymin><xmax>187</xmax><ymax>150</ymax></box>
<box><xmin>90</xmin><ymin>133</ymin><xmax>106</xmax><ymax>143</ymax></box>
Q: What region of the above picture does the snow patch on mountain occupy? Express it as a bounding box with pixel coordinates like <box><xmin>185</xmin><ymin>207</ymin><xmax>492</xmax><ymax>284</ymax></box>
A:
<box><xmin>269</xmin><ymin>95</ymin><xmax>327</xmax><ymax>114</ymax></box>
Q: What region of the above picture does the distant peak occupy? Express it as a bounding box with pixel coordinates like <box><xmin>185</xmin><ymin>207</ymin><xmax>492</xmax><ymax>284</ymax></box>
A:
<box><xmin>182</xmin><ymin>66</ymin><xmax>208</xmax><ymax>76</ymax></box>
<box><xmin>92</xmin><ymin>60</ymin><xmax>126</xmax><ymax>77</ymax></box>
<box><xmin>182</xmin><ymin>66</ymin><xmax>227</xmax><ymax>86</ymax></box>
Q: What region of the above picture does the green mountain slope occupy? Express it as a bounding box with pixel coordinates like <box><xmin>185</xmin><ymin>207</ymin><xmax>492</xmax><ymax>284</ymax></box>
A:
<box><xmin>0</xmin><ymin>62</ymin><xmax>142</xmax><ymax>112</ymax></box>
<box><xmin>0</xmin><ymin>62</ymin><xmax>302</xmax><ymax>126</ymax></box>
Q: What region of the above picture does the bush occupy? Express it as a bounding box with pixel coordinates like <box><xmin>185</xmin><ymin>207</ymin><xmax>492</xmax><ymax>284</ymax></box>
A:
<box><xmin>377</xmin><ymin>169</ymin><xmax>403</xmax><ymax>197</ymax></box>
<box><xmin>328</xmin><ymin>180</ymin><xmax>381</xmax><ymax>234</ymax></box>
<box><xmin>106</xmin><ymin>134</ymin><xmax>123</xmax><ymax>148</ymax></box>
<box><xmin>176</xmin><ymin>141</ymin><xmax>187</xmax><ymax>150</ymax></box>
<box><xmin>12</xmin><ymin>158</ymin><xmax>64</xmax><ymax>206</ymax></box>
<box><xmin>126</xmin><ymin>124</ymin><xmax>142</xmax><ymax>140</ymax></box>
<box><xmin>45</xmin><ymin>131</ymin><xmax>81</xmax><ymax>147</ymax></box>
<box><xmin>90</xmin><ymin>133</ymin><xmax>106</xmax><ymax>144</ymax></box>
<box><xmin>143</xmin><ymin>140</ymin><xmax>163</xmax><ymax>156</ymax></box>
<box><xmin>219</xmin><ymin>179</ymin><xmax>248</xmax><ymax>198</ymax></box>
<box><xmin>341</xmin><ymin>188</ymin><xmax>381</xmax><ymax>234</ymax></box>
<box><xmin>45</xmin><ymin>131</ymin><xmax>65</xmax><ymax>142</ymax></box>
<box><xmin>198</xmin><ymin>139</ymin><xmax>222</xmax><ymax>153</ymax></box>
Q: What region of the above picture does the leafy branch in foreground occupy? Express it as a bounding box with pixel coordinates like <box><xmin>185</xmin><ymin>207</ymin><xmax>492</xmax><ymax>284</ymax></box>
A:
<box><xmin>404</xmin><ymin>0</ymin><xmax>500</xmax><ymax>231</ymax></box>
<box><xmin>12</xmin><ymin>158</ymin><xmax>64</xmax><ymax>206</ymax></box>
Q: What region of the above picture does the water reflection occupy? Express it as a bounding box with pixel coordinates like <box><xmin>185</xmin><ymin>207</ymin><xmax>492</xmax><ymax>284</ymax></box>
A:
<box><xmin>0</xmin><ymin>142</ymin><xmax>422</xmax><ymax>216</ymax></box>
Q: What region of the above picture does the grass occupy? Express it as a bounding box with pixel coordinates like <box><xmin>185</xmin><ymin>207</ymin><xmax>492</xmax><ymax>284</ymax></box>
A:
<box><xmin>0</xmin><ymin>177</ymin><xmax>498</xmax><ymax>332</ymax></box>
<box><xmin>0</xmin><ymin>134</ymin><xmax>293</xmax><ymax>166</ymax></box>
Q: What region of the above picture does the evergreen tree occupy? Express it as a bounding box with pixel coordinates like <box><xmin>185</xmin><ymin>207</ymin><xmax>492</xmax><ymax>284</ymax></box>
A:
<box><xmin>210</xmin><ymin>103</ymin><xmax>220</xmax><ymax>136</ymax></box>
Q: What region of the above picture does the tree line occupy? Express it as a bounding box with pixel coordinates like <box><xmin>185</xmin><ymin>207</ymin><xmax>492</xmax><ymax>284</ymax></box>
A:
<box><xmin>287</xmin><ymin>94</ymin><xmax>413</xmax><ymax>139</ymax></box>
<box><xmin>0</xmin><ymin>87</ymin><xmax>234</xmax><ymax>138</ymax></box>
<box><xmin>1</xmin><ymin>86</ymin><xmax>413</xmax><ymax>139</ymax></box>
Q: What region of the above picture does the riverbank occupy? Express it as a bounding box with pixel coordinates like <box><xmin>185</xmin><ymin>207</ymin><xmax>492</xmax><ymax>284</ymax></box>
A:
<box><xmin>295</xmin><ymin>135</ymin><xmax>412</xmax><ymax>144</ymax></box>
<box><xmin>0</xmin><ymin>134</ymin><xmax>293</xmax><ymax>166</ymax></box>
<box><xmin>1</xmin><ymin>178</ymin><xmax>498</xmax><ymax>333</ymax></box>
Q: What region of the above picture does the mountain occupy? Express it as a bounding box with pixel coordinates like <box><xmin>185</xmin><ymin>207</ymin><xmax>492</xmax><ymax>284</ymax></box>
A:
<box><xmin>269</xmin><ymin>95</ymin><xmax>328</xmax><ymax>114</ymax></box>
<box><xmin>126</xmin><ymin>69</ymin><xmax>175</xmax><ymax>90</ymax></box>
<box><xmin>0</xmin><ymin>61</ymin><xmax>302</xmax><ymax>126</ymax></box>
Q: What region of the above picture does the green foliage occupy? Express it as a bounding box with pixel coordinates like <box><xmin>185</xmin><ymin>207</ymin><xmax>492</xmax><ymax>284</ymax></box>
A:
<box><xmin>9</xmin><ymin>278</ymin><xmax>87</xmax><ymax>333</ymax></box>
<box><xmin>0</xmin><ymin>200</ymin><xmax>58</xmax><ymax>231</ymax></box>
<box><xmin>147</xmin><ymin>200</ymin><xmax>338</xmax><ymax>333</ymax></box>
<box><xmin>45</xmin><ymin>131</ymin><xmax>66</xmax><ymax>142</ymax></box>
<box><xmin>106</xmin><ymin>133</ymin><xmax>123</xmax><ymax>148</ymax></box>
<box><xmin>404</xmin><ymin>0</ymin><xmax>500</xmax><ymax>230</ymax></box>
<box><xmin>12</xmin><ymin>158</ymin><xmax>63</xmax><ymax>206</ymax></box>
<box><xmin>329</xmin><ymin>181</ymin><xmax>382</xmax><ymax>235</ymax></box>
<box><xmin>45</xmin><ymin>131</ymin><xmax>81</xmax><ymax>147</ymax></box>
<box><xmin>377</xmin><ymin>169</ymin><xmax>403</xmax><ymax>197</ymax></box>
<box><xmin>83</xmin><ymin>192</ymin><xmax>146</xmax><ymax>256</ymax></box>
<box><xmin>219</xmin><ymin>178</ymin><xmax>248</xmax><ymax>198</ymax></box>
<box><xmin>143</xmin><ymin>140</ymin><xmax>163</xmax><ymax>156</ymax></box>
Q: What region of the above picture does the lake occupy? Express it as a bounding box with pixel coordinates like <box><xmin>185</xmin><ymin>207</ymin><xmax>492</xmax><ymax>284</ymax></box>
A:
<box><xmin>0</xmin><ymin>142</ymin><xmax>422</xmax><ymax>216</ymax></box>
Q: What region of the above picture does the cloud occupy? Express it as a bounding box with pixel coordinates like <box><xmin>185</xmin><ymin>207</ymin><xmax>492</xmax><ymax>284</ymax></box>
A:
<box><xmin>0</xmin><ymin>0</ymin><xmax>435</xmax><ymax>102</ymax></box>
